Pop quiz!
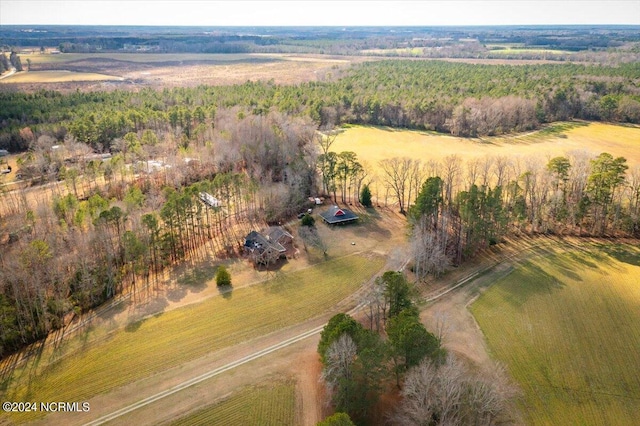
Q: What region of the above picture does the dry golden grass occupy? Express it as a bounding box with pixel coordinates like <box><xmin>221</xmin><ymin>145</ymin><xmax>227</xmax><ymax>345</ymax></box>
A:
<box><xmin>16</xmin><ymin>52</ymin><xmax>353</xmax><ymax>89</ymax></box>
<box><xmin>331</xmin><ymin>123</ymin><xmax>640</xmax><ymax>174</ymax></box>
<box><xmin>0</xmin><ymin>70</ymin><xmax>124</xmax><ymax>83</ymax></box>
<box><xmin>22</xmin><ymin>52</ymin><xmax>347</xmax><ymax>65</ymax></box>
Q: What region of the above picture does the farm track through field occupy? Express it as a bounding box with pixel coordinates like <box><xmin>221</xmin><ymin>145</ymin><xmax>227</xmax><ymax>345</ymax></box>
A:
<box><xmin>73</xmin><ymin>236</ymin><xmax>555</xmax><ymax>425</ymax></box>
<box><xmin>82</xmin><ymin>325</ymin><xmax>326</xmax><ymax>426</ymax></box>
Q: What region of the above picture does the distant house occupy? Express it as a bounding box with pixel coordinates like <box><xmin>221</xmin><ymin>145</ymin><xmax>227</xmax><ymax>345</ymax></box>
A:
<box><xmin>320</xmin><ymin>206</ymin><xmax>359</xmax><ymax>225</ymax></box>
<box><xmin>244</xmin><ymin>227</ymin><xmax>294</xmax><ymax>265</ymax></box>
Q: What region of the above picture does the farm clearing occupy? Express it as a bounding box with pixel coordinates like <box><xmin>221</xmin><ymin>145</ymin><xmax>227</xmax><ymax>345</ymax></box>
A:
<box><xmin>0</xmin><ymin>70</ymin><xmax>124</xmax><ymax>84</ymax></box>
<box><xmin>470</xmin><ymin>241</ymin><xmax>640</xmax><ymax>425</ymax></box>
<box><xmin>2</xmin><ymin>52</ymin><xmax>356</xmax><ymax>90</ymax></box>
<box><xmin>331</xmin><ymin>122</ymin><xmax>640</xmax><ymax>171</ymax></box>
<box><xmin>0</xmin><ymin>212</ymin><xmax>392</xmax><ymax>424</ymax></box>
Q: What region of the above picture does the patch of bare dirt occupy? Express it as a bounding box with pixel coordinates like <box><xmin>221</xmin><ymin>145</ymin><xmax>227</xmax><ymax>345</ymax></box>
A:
<box><xmin>295</xmin><ymin>350</ymin><xmax>327</xmax><ymax>425</ymax></box>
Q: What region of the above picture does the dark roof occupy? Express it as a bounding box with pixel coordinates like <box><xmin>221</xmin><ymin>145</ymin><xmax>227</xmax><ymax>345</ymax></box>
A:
<box><xmin>320</xmin><ymin>206</ymin><xmax>359</xmax><ymax>224</ymax></box>
<box><xmin>265</xmin><ymin>226</ymin><xmax>293</xmax><ymax>243</ymax></box>
<box><xmin>244</xmin><ymin>230</ymin><xmax>286</xmax><ymax>253</ymax></box>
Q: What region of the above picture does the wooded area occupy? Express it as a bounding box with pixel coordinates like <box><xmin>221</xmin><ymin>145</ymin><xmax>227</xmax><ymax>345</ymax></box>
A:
<box><xmin>0</xmin><ymin>57</ymin><xmax>639</xmax><ymax>362</ymax></box>
<box><xmin>1</xmin><ymin>60</ymin><xmax>640</xmax><ymax>152</ymax></box>
<box><xmin>0</xmin><ymin>110</ymin><xmax>318</xmax><ymax>358</ymax></box>
<box><xmin>318</xmin><ymin>272</ymin><xmax>514</xmax><ymax>425</ymax></box>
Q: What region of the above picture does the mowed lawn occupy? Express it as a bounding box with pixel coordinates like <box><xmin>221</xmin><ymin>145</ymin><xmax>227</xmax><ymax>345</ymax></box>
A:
<box><xmin>331</xmin><ymin>123</ymin><xmax>640</xmax><ymax>171</ymax></box>
<box><xmin>4</xmin><ymin>254</ymin><xmax>383</xmax><ymax>422</ymax></box>
<box><xmin>470</xmin><ymin>242</ymin><xmax>640</xmax><ymax>425</ymax></box>
<box><xmin>171</xmin><ymin>378</ymin><xmax>296</xmax><ymax>426</ymax></box>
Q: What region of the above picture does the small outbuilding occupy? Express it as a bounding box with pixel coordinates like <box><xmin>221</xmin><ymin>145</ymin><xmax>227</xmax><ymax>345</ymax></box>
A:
<box><xmin>199</xmin><ymin>192</ymin><xmax>221</xmax><ymax>208</ymax></box>
<box><xmin>320</xmin><ymin>206</ymin><xmax>359</xmax><ymax>225</ymax></box>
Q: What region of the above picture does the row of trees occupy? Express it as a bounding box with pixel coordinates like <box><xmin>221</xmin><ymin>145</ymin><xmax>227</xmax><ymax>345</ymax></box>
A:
<box><xmin>318</xmin><ymin>272</ymin><xmax>513</xmax><ymax>425</ymax></box>
<box><xmin>0</xmin><ymin>51</ymin><xmax>22</xmax><ymax>74</ymax></box>
<box><xmin>402</xmin><ymin>151</ymin><xmax>638</xmax><ymax>280</ymax></box>
<box><xmin>2</xmin><ymin>61</ymin><xmax>639</xmax><ymax>152</ymax></box>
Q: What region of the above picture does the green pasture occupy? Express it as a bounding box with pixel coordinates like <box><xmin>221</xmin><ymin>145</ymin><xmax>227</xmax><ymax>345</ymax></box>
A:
<box><xmin>3</xmin><ymin>253</ymin><xmax>384</xmax><ymax>422</ymax></box>
<box><xmin>171</xmin><ymin>378</ymin><xmax>296</xmax><ymax>426</ymax></box>
<box><xmin>471</xmin><ymin>242</ymin><xmax>640</xmax><ymax>425</ymax></box>
<box><xmin>485</xmin><ymin>43</ymin><xmax>574</xmax><ymax>55</ymax></box>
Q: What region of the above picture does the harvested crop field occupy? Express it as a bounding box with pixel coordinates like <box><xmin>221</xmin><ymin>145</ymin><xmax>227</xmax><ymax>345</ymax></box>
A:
<box><xmin>6</xmin><ymin>53</ymin><xmax>355</xmax><ymax>91</ymax></box>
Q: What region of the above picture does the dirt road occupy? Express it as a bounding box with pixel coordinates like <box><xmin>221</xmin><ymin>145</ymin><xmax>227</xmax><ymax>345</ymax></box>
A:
<box><xmin>0</xmin><ymin>68</ymin><xmax>17</xmax><ymax>80</ymax></box>
<box><xmin>27</xmin><ymin>233</ymin><xmax>551</xmax><ymax>426</ymax></box>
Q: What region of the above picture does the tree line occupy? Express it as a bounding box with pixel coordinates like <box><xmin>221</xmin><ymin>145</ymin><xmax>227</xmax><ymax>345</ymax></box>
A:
<box><xmin>2</xmin><ymin>60</ymin><xmax>640</xmax><ymax>152</ymax></box>
<box><xmin>394</xmin><ymin>152</ymin><xmax>639</xmax><ymax>280</ymax></box>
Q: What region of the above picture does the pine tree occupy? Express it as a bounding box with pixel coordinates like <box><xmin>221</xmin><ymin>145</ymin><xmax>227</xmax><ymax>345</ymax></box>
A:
<box><xmin>360</xmin><ymin>184</ymin><xmax>372</xmax><ymax>207</ymax></box>
<box><xmin>215</xmin><ymin>265</ymin><xmax>232</xmax><ymax>287</ymax></box>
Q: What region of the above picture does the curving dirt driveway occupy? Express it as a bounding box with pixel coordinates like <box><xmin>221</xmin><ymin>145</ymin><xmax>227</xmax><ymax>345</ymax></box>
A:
<box><xmin>0</xmin><ymin>67</ymin><xmax>17</xmax><ymax>80</ymax></box>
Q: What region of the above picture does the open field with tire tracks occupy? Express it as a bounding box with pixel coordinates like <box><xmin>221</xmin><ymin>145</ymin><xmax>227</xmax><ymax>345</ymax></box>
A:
<box><xmin>471</xmin><ymin>240</ymin><xmax>640</xmax><ymax>425</ymax></box>
<box><xmin>0</xmin><ymin>253</ymin><xmax>384</xmax><ymax>423</ymax></box>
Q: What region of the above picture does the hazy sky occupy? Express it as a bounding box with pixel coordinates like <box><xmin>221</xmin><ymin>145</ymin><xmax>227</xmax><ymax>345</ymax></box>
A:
<box><xmin>1</xmin><ymin>0</ymin><xmax>639</xmax><ymax>26</ymax></box>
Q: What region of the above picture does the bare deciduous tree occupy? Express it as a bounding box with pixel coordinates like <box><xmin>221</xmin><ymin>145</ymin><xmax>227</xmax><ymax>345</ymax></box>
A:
<box><xmin>411</xmin><ymin>216</ymin><xmax>450</xmax><ymax>280</ymax></box>
<box><xmin>321</xmin><ymin>334</ymin><xmax>358</xmax><ymax>413</ymax></box>
<box><xmin>379</xmin><ymin>157</ymin><xmax>414</xmax><ymax>214</ymax></box>
<box><xmin>393</xmin><ymin>354</ymin><xmax>516</xmax><ymax>426</ymax></box>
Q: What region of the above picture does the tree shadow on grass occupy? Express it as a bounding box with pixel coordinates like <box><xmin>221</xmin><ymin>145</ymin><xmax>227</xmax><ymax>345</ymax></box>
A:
<box><xmin>566</xmin><ymin>251</ymin><xmax>600</xmax><ymax>270</ymax></box>
<box><xmin>218</xmin><ymin>284</ymin><xmax>233</xmax><ymax>300</ymax></box>
<box><xmin>125</xmin><ymin>318</ymin><xmax>147</xmax><ymax>333</ymax></box>
<box><xmin>96</xmin><ymin>298</ymin><xmax>130</xmax><ymax>322</ymax></box>
<box><xmin>594</xmin><ymin>243</ymin><xmax>640</xmax><ymax>267</ymax></box>
<box><xmin>166</xmin><ymin>286</ymin><xmax>188</xmax><ymax>303</ymax></box>
<box><xmin>177</xmin><ymin>264</ymin><xmax>218</xmax><ymax>292</ymax></box>
<box><xmin>261</xmin><ymin>270</ymin><xmax>294</xmax><ymax>296</ymax></box>
<box><xmin>502</xmin><ymin>261</ymin><xmax>566</xmax><ymax>308</ymax></box>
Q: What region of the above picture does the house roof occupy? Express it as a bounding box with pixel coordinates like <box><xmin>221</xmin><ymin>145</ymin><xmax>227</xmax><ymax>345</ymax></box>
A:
<box><xmin>320</xmin><ymin>206</ymin><xmax>359</xmax><ymax>224</ymax></box>
<box><xmin>265</xmin><ymin>226</ymin><xmax>293</xmax><ymax>243</ymax></box>
<box><xmin>244</xmin><ymin>230</ymin><xmax>286</xmax><ymax>253</ymax></box>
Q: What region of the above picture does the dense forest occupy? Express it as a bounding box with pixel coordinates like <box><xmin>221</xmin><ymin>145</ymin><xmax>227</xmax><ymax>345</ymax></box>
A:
<box><xmin>1</xmin><ymin>58</ymin><xmax>639</xmax><ymax>358</ymax></box>
<box><xmin>1</xmin><ymin>60</ymin><xmax>639</xmax><ymax>152</ymax></box>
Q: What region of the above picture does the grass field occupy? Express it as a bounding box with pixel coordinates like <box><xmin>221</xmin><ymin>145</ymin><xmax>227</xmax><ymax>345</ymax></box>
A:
<box><xmin>21</xmin><ymin>52</ymin><xmax>348</xmax><ymax>65</ymax></box>
<box><xmin>3</xmin><ymin>253</ymin><xmax>384</xmax><ymax>422</ymax></box>
<box><xmin>0</xmin><ymin>70</ymin><xmax>124</xmax><ymax>83</ymax></box>
<box><xmin>331</xmin><ymin>122</ymin><xmax>640</xmax><ymax>173</ymax></box>
<box><xmin>470</xmin><ymin>242</ymin><xmax>640</xmax><ymax>425</ymax></box>
<box><xmin>485</xmin><ymin>44</ymin><xmax>574</xmax><ymax>55</ymax></box>
<box><xmin>170</xmin><ymin>378</ymin><xmax>296</xmax><ymax>426</ymax></box>
<box><xmin>360</xmin><ymin>48</ymin><xmax>425</xmax><ymax>56</ymax></box>
<box><xmin>12</xmin><ymin>52</ymin><xmax>350</xmax><ymax>88</ymax></box>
